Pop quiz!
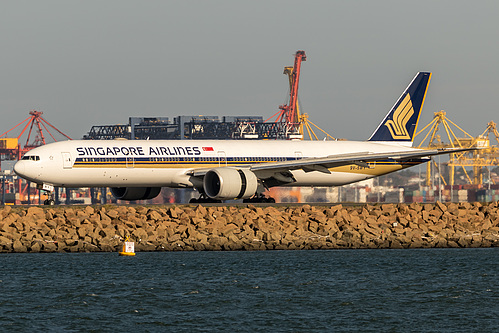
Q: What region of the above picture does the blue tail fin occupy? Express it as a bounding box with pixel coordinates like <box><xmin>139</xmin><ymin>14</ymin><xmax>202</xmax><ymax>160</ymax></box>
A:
<box><xmin>368</xmin><ymin>72</ymin><xmax>431</xmax><ymax>146</ymax></box>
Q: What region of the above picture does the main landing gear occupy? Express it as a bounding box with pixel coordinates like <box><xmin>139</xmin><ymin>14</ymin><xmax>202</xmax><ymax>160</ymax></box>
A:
<box><xmin>188</xmin><ymin>194</ymin><xmax>275</xmax><ymax>204</ymax></box>
<box><xmin>189</xmin><ymin>194</ymin><xmax>222</xmax><ymax>204</ymax></box>
<box><xmin>243</xmin><ymin>194</ymin><xmax>276</xmax><ymax>203</ymax></box>
<box><xmin>188</xmin><ymin>189</ymin><xmax>275</xmax><ymax>204</ymax></box>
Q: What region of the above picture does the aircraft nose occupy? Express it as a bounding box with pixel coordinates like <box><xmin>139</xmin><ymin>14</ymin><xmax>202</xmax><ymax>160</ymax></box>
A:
<box><xmin>14</xmin><ymin>161</ymin><xmax>25</xmax><ymax>177</ymax></box>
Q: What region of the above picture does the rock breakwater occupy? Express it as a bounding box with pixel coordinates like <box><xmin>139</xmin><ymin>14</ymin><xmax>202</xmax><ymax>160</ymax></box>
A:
<box><xmin>1</xmin><ymin>202</ymin><xmax>499</xmax><ymax>253</ymax></box>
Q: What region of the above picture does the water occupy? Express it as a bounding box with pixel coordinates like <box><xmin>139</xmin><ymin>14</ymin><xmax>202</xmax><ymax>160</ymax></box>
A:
<box><xmin>1</xmin><ymin>249</ymin><xmax>498</xmax><ymax>332</ymax></box>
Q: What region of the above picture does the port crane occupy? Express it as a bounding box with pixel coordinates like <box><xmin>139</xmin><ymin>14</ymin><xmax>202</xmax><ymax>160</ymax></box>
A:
<box><xmin>265</xmin><ymin>50</ymin><xmax>307</xmax><ymax>139</ymax></box>
<box><xmin>415</xmin><ymin>111</ymin><xmax>499</xmax><ymax>186</ymax></box>
<box><xmin>0</xmin><ymin>110</ymin><xmax>71</xmax><ymax>203</ymax></box>
<box><xmin>0</xmin><ymin>110</ymin><xmax>71</xmax><ymax>162</ymax></box>
<box><xmin>266</xmin><ymin>50</ymin><xmax>335</xmax><ymax>141</ymax></box>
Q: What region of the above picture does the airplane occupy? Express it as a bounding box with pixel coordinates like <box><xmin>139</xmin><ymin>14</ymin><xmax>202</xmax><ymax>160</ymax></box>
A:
<box><xmin>13</xmin><ymin>72</ymin><xmax>472</xmax><ymax>205</ymax></box>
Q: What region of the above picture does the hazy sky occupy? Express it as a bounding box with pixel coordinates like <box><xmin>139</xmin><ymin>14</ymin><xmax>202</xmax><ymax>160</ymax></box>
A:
<box><xmin>1</xmin><ymin>0</ymin><xmax>498</xmax><ymax>143</ymax></box>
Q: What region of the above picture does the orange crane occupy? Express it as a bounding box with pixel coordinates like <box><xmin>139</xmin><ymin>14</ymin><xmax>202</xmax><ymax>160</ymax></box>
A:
<box><xmin>0</xmin><ymin>110</ymin><xmax>71</xmax><ymax>202</ymax></box>
<box><xmin>0</xmin><ymin>110</ymin><xmax>71</xmax><ymax>162</ymax></box>
<box><xmin>266</xmin><ymin>50</ymin><xmax>306</xmax><ymax>137</ymax></box>
<box><xmin>268</xmin><ymin>50</ymin><xmax>335</xmax><ymax>141</ymax></box>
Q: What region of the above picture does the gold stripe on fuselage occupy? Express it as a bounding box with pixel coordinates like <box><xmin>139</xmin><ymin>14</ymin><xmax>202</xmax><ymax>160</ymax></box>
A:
<box><xmin>73</xmin><ymin>160</ymin><xmax>418</xmax><ymax>175</ymax></box>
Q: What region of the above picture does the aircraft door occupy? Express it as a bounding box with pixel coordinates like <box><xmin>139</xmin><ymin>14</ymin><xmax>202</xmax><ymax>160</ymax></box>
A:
<box><xmin>217</xmin><ymin>151</ymin><xmax>227</xmax><ymax>167</ymax></box>
<box><xmin>294</xmin><ymin>151</ymin><xmax>303</xmax><ymax>160</ymax></box>
<box><xmin>126</xmin><ymin>157</ymin><xmax>135</xmax><ymax>168</ymax></box>
<box><xmin>62</xmin><ymin>152</ymin><xmax>73</xmax><ymax>169</ymax></box>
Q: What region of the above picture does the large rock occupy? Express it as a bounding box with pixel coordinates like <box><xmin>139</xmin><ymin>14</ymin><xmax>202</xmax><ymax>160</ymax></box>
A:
<box><xmin>0</xmin><ymin>206</ymin><xmax>12</xmax><ymax>218</ymax></box>
<box><xmin>26</xmin><ymin>206</ymin><xmax>44</xmax><ymax>218</ymax></box>
<box><xmin>13</xmin><ymin>239</ymin><xmax>27</xmax><ymax>252</ymax></box>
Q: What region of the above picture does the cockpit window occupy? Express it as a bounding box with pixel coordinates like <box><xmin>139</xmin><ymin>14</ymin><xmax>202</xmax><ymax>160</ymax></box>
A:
<box><xmin>21</xmin><ymin>155</ymin><xmax>40</xmax><ymax>161</ymax></box>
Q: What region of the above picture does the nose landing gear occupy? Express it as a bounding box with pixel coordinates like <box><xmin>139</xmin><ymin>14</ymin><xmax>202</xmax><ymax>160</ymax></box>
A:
<box><xmin>43</xmin><ymin>198</ymin><xmax>55</xmax><ymax>205</ymax></box>
<box><xmin>42</xmin><ymin>190</ymin><xmax>55</xmax><ymax>205</ymax></box>
<box><xmin>37</xmin><ymin>183</ymin><xmax>56</xmax><ymax>205</ymax></box>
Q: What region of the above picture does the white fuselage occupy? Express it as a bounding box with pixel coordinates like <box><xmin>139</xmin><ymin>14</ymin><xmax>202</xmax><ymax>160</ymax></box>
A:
<box><xmin>14</xmin><ymin>139</ymin><xmax>423</xmax><ymax>189</ymax></box>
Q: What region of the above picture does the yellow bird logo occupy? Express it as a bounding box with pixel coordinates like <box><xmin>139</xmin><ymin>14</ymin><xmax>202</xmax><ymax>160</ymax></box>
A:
<box><xmin>384</xmin><ymin>94</ymin><xmax>413</xmax><ymax>139</ymax></box>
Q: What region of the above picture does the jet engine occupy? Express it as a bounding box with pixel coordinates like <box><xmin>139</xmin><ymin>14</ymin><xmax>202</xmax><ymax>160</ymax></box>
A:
<box><xmin>111</xmin><ymin>187</ymin><xmax>161</xmax><ymax>201</ymax></box>
<box><xmin>203</xmin><ymin>167</ymin><xmax>258</xmax><ymax>200</ymax></box>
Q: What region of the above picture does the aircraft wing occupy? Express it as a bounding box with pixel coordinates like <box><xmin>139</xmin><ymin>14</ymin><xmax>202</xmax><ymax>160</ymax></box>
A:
<box><xmin>189</xmin><ymin>147</ymin><xmax>475</xmax><ymax>182</ymax></box>
<box><xmin>248</xmin><ymin>147</ymin><xmax>477</xmax><ymax>185</ymax></box>
<box><xmin>251</xmin><ymin>148</ymin><xmax>472</xmax><ymax>173</ymax></box>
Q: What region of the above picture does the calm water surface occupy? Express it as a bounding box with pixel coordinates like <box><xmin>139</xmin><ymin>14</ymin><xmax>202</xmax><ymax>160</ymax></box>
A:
<box><xmin>0</xmin><ymin>249</ymin><xmax>498</xmax><ymax>332</ymax></box>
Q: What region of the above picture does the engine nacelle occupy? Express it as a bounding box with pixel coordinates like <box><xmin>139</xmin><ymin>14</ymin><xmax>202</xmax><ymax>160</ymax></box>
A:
<box><xmin>203</xmin><ymin>168</ymin><xmax>258</xmax><ymax>200</ymax></box>
<box><xmin>111</xmin><ymin>187</ymin><xmax>161</xmax><ymax>201</ymax></box>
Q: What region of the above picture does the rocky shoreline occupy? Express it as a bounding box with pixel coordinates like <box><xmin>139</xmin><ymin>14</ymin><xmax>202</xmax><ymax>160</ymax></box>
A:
<box><xmin>1</xmin><ymin>202</ymin><xmax>499</xmax><ymax>253</ymax></box>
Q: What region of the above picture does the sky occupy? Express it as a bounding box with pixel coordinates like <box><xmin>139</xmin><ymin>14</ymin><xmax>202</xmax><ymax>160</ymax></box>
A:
<box><xmin>1</xmin><ymin>0</ymin><xmax>498</xmax><ymax>144</ymax></box>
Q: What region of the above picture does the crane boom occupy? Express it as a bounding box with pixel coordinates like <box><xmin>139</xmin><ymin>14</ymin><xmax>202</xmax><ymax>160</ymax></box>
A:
<box><xmin>277</xmin><ymin>50</ymin><xmax>306</xmax><ymax>134</ymax></box>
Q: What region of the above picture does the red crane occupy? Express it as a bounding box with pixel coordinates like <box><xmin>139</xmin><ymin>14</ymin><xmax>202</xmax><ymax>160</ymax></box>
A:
<box><xmin>266</xmin><ymin>50</ymin><xmax>307</xmax><ymax>136</ymax></box>
<box><xmin>0</xmin><ymin>110</ymin><xmax>72</xmax><ymax>161</ymax></box>
<box><xmin>0</xmin><ymin>110</ymin><xmax>72</xmax><ymax>203</ymax></box>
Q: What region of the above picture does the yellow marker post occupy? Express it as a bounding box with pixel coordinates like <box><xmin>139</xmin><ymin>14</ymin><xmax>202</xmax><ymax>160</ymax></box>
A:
<box><xmin>119</xmin><ymin>236</ymin><xmax>135</xmax><ymax>256</ymax></box>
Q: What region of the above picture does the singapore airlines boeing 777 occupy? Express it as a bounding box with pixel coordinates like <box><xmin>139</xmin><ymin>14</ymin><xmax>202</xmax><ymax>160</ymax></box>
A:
<box><xmin>14</xmin><ymin>72</ymin><xmax>470</xmax><ymax>204</ymax></box>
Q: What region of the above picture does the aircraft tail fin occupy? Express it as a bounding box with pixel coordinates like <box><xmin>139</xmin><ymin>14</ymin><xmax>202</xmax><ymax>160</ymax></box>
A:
<box><xmin>368</xmin><ymin>72</ymin><xmax>431</xmax><ymax>146</ymax></box>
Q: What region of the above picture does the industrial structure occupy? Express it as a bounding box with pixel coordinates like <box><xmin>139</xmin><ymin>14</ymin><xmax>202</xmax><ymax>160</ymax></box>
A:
<box><xmin>415</xmin><ymin>111</ymin><xmax>499</xmax><ymax>186</ymax></box>
<box><xmin>84</xmin><ymin>115</ymin><xmax>275</xmax><ymax>140</ymax></box>
<box><xmin>84</xmin><ymin>51</ymin><xmax>333</xmax><ymax>142</ymax></box>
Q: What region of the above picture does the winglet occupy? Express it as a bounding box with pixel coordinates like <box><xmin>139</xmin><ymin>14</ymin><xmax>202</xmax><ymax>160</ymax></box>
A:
<box><xmin>368</xmin><ymin>72</ymin><xmax>432</xmax><ymax>146</ymax></box>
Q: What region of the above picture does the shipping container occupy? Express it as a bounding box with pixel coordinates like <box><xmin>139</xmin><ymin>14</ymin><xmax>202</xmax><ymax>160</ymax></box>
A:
<box><xmin>0</xmin><ymin>138</ymin><xmax>18</xmax><ymax>150</ymax></box>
